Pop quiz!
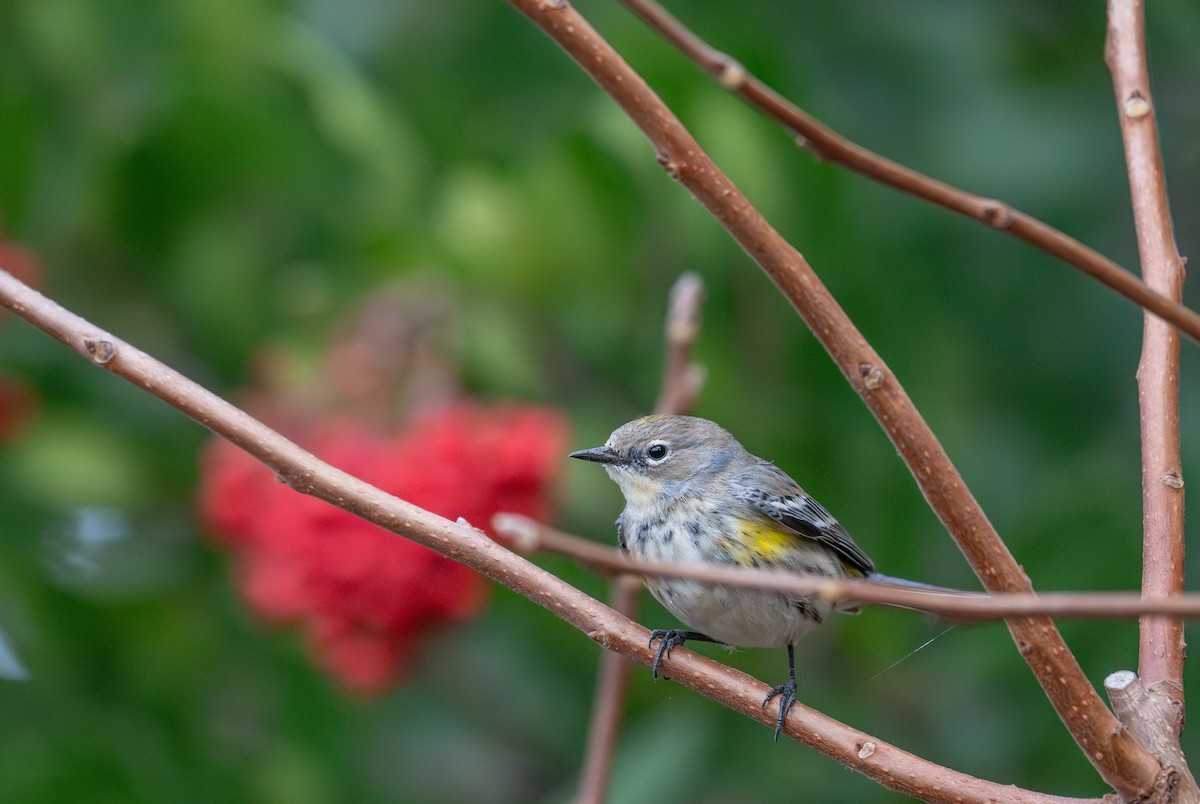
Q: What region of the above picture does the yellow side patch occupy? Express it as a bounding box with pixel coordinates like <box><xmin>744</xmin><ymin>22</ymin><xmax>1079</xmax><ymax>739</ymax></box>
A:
<box><xmin>730</xmin><ymin>519</ymin><xmax>796</xmax><ymax>562</ymax></box>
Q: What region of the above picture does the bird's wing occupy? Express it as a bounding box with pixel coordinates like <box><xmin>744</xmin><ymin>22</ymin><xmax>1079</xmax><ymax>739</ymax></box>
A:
<box><xmin>732</xmin><ymin>461</ymin><xmax>876</xmax><ymax>576</ymax></box>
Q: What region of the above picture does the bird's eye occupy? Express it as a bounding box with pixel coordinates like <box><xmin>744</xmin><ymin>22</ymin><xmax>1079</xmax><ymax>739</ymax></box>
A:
<box><xmin>646</xmin><ymin>442</ymin><xmax>669</xmax><ymax>463</ymax></box>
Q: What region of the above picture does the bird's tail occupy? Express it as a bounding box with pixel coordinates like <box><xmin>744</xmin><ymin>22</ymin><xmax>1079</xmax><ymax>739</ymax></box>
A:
<box><xmin>836</xmin><ymin>573</ymin><xmax>981</xmax><ymax>616</ymax></box>
<box><xmin>863</xmin><ymin>572</ymin><xmax>981</xmax><ymax>597</ymax></box>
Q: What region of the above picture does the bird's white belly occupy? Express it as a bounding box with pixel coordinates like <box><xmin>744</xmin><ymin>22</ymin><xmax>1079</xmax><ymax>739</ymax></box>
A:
<box><xmin>644</xmin><ymin>577</ymin><xmax>828</xmax><ymax>647</ymax></box>
<box><xmin>622</xmin><ymin>506</ymin><xmax>839</xmax><ymax>647</ymax></box>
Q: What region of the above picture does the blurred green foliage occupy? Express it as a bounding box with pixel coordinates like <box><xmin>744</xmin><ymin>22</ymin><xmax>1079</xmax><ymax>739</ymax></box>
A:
<box><xmin>2</xmin><ymin>0</ymin><xmax>1200</xmax><ymax>801</ymax></box>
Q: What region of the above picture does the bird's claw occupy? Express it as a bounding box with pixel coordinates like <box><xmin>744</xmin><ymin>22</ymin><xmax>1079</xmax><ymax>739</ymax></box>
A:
<box><xmin>647</xmin><ymin>629</ymin><xmax>691</xmax><ymax>681</ymax></box>
<box><xmin>762</xmin><ymin>678</ymin><xmax>798</xmax><ymax>741</ymax></box>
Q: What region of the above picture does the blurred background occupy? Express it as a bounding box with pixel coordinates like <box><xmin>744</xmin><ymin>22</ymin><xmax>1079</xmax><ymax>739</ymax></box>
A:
<box><xmin>2</xmin><ymin>0</ymin><xmax>1200</xmax><ymax>801</ymax></box>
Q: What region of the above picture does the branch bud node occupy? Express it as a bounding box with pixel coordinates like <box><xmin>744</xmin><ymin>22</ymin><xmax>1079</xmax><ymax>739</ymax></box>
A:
<box><xmin>657</xmin><ymin>153</ymin><xmax>683</xmax><ymax>181</ymax></box>
<box><xmin>1123</xmin><ymin>90</ymin><xmax>1152</xmax><ymax>119</ymax></box>
<box><xmin>84</xmin><ymin>337</ymin><xmax>115</xmax><ymax>364</ymax></box>
<box><xmin>858</xmin><ymin>363</ymin><xmax>885</xmax><ymax>390</ymax></box>
<box><xmin>982</xmin><ymin>201</ymin><xmax>1015</xmax><ymax>229</ymax></box>
<box><xmin>716</xmin><ymin>56</ymin><xmax>746</xmax><ymax>91</ymax></box>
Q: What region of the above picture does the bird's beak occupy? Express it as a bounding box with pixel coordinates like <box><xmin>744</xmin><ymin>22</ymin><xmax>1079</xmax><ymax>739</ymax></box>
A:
<box><xmin>569</xmin><ymin>445</ymin><xmax>620</xmax><ymax>465</ymax></box>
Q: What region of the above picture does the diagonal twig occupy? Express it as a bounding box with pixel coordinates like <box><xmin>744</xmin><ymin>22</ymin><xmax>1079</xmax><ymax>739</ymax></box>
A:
<box><xmin>618</xmin><ymin>0</ymin><xmax>1200</xmax><ymax>345</ymax></box>
<box><xmin>504</xmin><ymin>1</ymin><xmax>1162</xmax><ymax>797</ymax></box>
<box><xmin>0</xmin><ymin>267</ymin><xmax>1079</xmax><ymax>803</ymax></box>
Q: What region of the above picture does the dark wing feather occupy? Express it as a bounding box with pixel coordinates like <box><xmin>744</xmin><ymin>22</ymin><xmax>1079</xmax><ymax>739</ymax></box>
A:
<box><xmin>733</xmin><ymin>462</ymin><xmax>876</xmax><ymax>575</ymax></box>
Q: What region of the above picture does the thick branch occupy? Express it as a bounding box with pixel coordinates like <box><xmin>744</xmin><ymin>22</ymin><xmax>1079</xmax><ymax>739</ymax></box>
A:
<box><xmin>1106</xmin><ymin>0</ymin><xmax>1188</xmax><ymax>712</ymax></box>
<box><xmin>619</xmin><ymin>0</ymin><xmax>1200</xmax><ymax>345</ymax></box>
<box><xmin>0</xmin><ymin>269</ymin><xmax>1073</xmax><ymax>802</ymax></box>
<box><xmin>1105</xmin><ymin>671</ymin><xmax>1198</xmax><ymax>801</ymax></box>
<box><xmin>1106</xmin><ymin>8</ymin><xmax>1196</xmax><ymax>798</ymax></box>
<box><xmin>505</xmin><ymin>1</ymin><xmax>1161</xmax><ymax>797</ymax></box>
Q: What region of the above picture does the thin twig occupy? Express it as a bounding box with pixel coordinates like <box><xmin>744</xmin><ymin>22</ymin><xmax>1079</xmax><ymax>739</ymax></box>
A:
<box><xmin>653</xmin><ymin>271</ymin><xmax>706</xmax><ymax>415</ymax></box>
<box><xmin>0</xmin><ymin>269</ymin><xmax>1077</xmax><ymax>803</ymax></box>
<box><xmin>577</xmin><ymin>575</ymin><xmax>641</xmax><ymax>804</ymax></box>
<box><xmin>618</xmin><ymin>0</ymin><xmax>1200</xmax><ymax>345</ymax></box>
<box><xmin>494</xmin><ymin>514</ymin><xmax>1200</xmax><ymax>621</ymax></box>
<box><xmin>505</xmin><ymin>1</ymin><xmax>1162</xmax><ymax>798</ymax></box>
<box><xmin>578</xmin><ymin>270</ymin><xmax>705</xmax><ymax>802</ymax></box>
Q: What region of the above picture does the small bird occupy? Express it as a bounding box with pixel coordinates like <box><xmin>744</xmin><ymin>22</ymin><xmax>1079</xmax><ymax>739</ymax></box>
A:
<box><xmin>571</xmin><ymin>414</ymin><xmax>904</xmax><ymax>739</ymax></box>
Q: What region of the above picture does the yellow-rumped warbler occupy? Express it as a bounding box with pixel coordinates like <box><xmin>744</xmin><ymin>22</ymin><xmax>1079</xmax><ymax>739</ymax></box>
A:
<box><xmin>571</xmin><ymin>414</ymin><xmax>900</xmax><ymax>738</ymax></box>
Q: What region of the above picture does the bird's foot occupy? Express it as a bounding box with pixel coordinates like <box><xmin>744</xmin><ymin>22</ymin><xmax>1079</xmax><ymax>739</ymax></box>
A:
<box><xmin>762</xmin><ymin>677</ymin><xmax>798</xmax><ymax>741</ymax></box>
<box><xmin>647</xmin><ymin>629</ymin><xmax>692</xmax><ymax>681</ymax></box>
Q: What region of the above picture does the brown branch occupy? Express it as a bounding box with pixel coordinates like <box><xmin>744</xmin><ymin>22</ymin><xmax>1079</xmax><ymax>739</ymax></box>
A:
<box><xmin>505</xmin><ymin>1</ymin><xmax>1162</xmax><ymax>798</ymax></box>
<box><xmin>1105</xmin><ymin>671</ymin><xmax>1196</xmax><ymax>800</ymax></box>
<box><xmin>1105</xmin><ymin>7</ymin><xmax>1196</xmax><ymax>798</ymax></box>
<box><xmin>578</xmin><ymin>269</ymin><xmax>704</xmax><ymax>801</ymax></box>
<box><xmin>495</xmin><ymin>513</ymin><xmax>1200</xmax><ymax>621</ymax></box>
<box><xmin>0</xmin><ymin>268</ymin><xmax>1079</xmax><ymax>803</ymax></box>
<box><xmin>577</xmin><ymin>575</ymin><xmax>640</xmax><ymax>804</ymax></box>
<box><xmin>1106</xmin><ymin>0</ymin><xmax>1188</xmax><ymax>710</ymax></box>
<box><xmin>618</xmin><ymin>0</ymin><xmax>1200</xmax><ymax>345</ymax></box>
<box><xmin>653</xmin><ymin>270</ymin><xmax>706</xmax><ymax>415</ymax></box>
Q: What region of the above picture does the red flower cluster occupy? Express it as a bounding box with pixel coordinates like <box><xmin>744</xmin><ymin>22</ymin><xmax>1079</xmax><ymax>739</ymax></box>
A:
<box><xmin>0</xmin><ymin>237</ymin><xmax>42</xmax><ymax>442</ymax></box>
<box><xmin>0</xmin><ymin>237</ymin><xmax>41</xmax><ymax>295</ymax></box>
<box><xmin>0</xmin><ymin>375</ymin><xmax>39</xmax><ymax>442</ymax></box>
<box><xmin>199</xmin><ymin>402</ymin><xmax>566</xmax><ymax>694</ymax></box>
